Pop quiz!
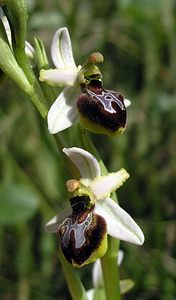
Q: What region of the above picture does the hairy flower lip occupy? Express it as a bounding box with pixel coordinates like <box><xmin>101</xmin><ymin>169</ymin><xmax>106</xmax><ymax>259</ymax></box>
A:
<box><xmin>45</xmin><ymin>147</ymin><xmax>145</xmax><ymax>247</ymax></box>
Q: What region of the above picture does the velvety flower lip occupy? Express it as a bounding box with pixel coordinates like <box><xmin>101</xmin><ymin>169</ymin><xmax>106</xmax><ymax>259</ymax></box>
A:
<box><xmin>39</xmin><ymin>27</ymin><xmax>131</xmax><ymax>135</ymax></box>
<box><xmin>45</xmin><ymin>147</ymin><xmax>144</xmax><ymax>246</ymax></box>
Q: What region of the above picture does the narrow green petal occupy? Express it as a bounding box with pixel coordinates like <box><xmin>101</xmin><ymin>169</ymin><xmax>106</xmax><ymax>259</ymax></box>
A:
<box><xmin>90</xmin><ymin>169</ymin><xmax>129</xmax><ymax>200</ymax></box>
<box><xmin>120</xmin><ymin>279</ymin><xmax>135</xmax><ymax>294</ymax></box>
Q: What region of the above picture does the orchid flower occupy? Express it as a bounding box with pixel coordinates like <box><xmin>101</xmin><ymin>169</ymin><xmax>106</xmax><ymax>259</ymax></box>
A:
<box><xmin>45</xmin><ymin>147</ymin><xmax>144</xmax><ymax>268</ymax></box>
<box><xmin>86</xmin><ymin>250</ymin><xmax>134</xmax><ymax>299</ymax></box>
<box><xmin>39</xmin><ymin>27</ymin><xmax>131</xmax><ymax>136</ymax></box>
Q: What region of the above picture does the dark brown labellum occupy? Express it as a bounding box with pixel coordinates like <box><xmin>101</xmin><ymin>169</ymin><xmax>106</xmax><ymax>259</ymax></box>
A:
<box><xmin>77</xmin><ymin>79</ymin><xmax>126</xmax><ymax>134</ymax></box>
<box><xmin>57</xmin><ymin>195</ymin><xmax>107</xmax><ymax>267</ymax></box>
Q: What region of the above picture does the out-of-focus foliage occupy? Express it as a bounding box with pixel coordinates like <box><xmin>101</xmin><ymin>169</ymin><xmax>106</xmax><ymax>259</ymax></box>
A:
<box><xmin>0</xmin><ymin>0</ymin><xmax>176</xmax><ymax>299</ymax></box>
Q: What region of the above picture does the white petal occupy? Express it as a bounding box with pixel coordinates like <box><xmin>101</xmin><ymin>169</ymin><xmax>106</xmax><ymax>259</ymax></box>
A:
<box><xmin>0</xmin><ymin>8</ymin><xmax>12</xmax><ymax>45</ymax></box>
<box><xmin>51</xmin><ymin>27</ymin><xmax>77</xmax><ymax>69</ymax></box>
<box><xmin>118</xmin><ymin>249</ymin><xmax>124</xmax><ymax>265</ymax></box>
<box><xmin>47</xmin><ymin>86</ymin><xmax>80</xmax><ymax>134</ymax></box>
<box><xmin>25</xmin><ymin>41</ymin><xmax>35</xmax><ymax>59</ymax></box>
<box><xmin>95</xmin><ymin>198</ymin><xmax>144</xmax><ymax>245</ymax></box>
<box><xmin>86</xmin><ymin>289</ymin><xmax>94</xmax><ymax>300</ymax></box>
<box><xmin>63</xmin><ymin>147</ymin><xmax>101</xmax><ymax>180</ymax></box>
<box><xmin>39</xmin><ymin>68</ymin><xmax>78</xmax><ymax>86</ymax></box>
<box><xmin>93</xmin><ymin>259</ymin><xmax>103</xmax><ymax>288</ymax></box>
<box><xmin>25</xmin><ymin>41</ymin><xmax>35</xmax><ymax>67</ymax></box>
<box><xmin>44</xmin><ymin>206</ymin><xmax>72</xmax><ymax>233</ymax></box>
<box><xmin>124</xmin><ymin>98</ymin><xmax>131</xmax><ymax>108</ymax></box>
<box><xmin>90</xmin><ymin>169</ymin><xmax>129</xmax><ymax>200</ymax></box>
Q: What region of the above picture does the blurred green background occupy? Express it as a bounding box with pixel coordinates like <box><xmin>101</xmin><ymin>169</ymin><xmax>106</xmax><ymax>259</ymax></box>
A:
<box><xmin>0</xmin><ymin>0</ymin><xmax>176</xmax><ymax>299</ymax></box>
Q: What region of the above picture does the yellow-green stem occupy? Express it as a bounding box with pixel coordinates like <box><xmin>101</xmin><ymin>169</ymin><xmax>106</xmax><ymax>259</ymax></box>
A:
<box><xmin>101</xmin><ymin>238</ymin><xmax>121</xmax><ymax>300</ymax></box>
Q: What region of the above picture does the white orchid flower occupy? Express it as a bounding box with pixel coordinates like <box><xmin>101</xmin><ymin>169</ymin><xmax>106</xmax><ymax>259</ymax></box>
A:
<box><xmin>45</xmin><ymin>147</ymin><xmax>144</xmax><ymax>267</ymax></box>
<box><xmin>39</xmin><ymin>27</ymin><xmax>131</xmax><ymax>135</ymax></box>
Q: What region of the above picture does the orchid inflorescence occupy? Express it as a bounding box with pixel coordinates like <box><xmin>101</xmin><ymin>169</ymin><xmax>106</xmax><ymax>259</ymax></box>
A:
<box><xmin>0</xmin><ymin>4</ymin><xmax>145</xmax><ymax>297</ymax></box>
<box><xmin>42</xmin><ymin>27</ymin><xmax>144</xmax><ymax>269</ymax></box>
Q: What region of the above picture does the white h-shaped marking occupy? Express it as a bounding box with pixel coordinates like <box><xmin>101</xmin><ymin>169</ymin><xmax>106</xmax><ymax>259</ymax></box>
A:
<box><xmin>87</xmin><ymin>90</ymin><xmax>124</xmax><ymax>114</ymax></box>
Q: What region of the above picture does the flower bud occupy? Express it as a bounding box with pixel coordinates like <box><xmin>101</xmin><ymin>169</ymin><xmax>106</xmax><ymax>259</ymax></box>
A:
<box><xmin>77</xmin><ymin>76</ymin><xmax>126</xmax><ymax>136</ymax></box>
<box><xmin>6</xmin><ymin>0</ymin><xmax>27</xmax><ymax>49</ymax></box>
<box><xmin>34</xmin><ymin>37</ymin><xmax>49</xmax><ymax>70</ymax></box>
<box><xmin>0</xmin><ymin>18</ymin><xmax>32</xmax><ymax>93</ymax></box>
<box><xmin>57</xmin><ymin>195</ymin><xmax>107</xmax><ymax>268</ymax></box>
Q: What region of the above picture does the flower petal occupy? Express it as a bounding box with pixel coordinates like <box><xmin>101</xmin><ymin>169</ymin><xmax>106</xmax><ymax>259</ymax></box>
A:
<box><xmin>120</xmin><ymin>279</ymin><xmax>135</xmax><ymax>294</ymax></box>
<box><xmin>47</xmin><ymin>86</ymin><xmax>80</xmax><ymax>134</ymax></box>
<box><xmin>118</xmin><ymin>249</ymin><xmax>124</xmax><ymax>265</ymax></box>
<box><xmin>86</xmin><ymin>289</ymin><xmax>94</xmax><ymax>300</ymax></box>
<box><xmin>93</xmin><ymin>259</ymin><xmax>103</xmax><ymax>287</ymax></box>
<box><xmin>63</xmin><ymin>147</ymin><xmax>101</xmax><ymax>180</ymax></box>
<box><xmin>39</xmin><ymin>68</ymin><xmax>78</xmax><ymax>86</ymax></box>
<box><xmin>124</xmin><ymin>98</ymin><xmax>131</xmax><ymax>108</ymax></box>
<box><xmin>44</xmin><ymin>206</ymin><xmax>72</xmax><ymax>233</ymax></box>
<box><xmin>51</xmin><ymin>27</ymin><xmax>77</xmax><ymax>69</ymax></box>
<box><xmin>95</xmin><ymin>198</ymin><xmax>144</xmax><ymax>245</ymax></box>
<box><xmin>0</xmin><ymin>8</ymin><xmax>12</xmax><ymax>46</ymax></box>
<box><xmin>25</xmin><ymin>41</ymin><xmax>35</xmax><ymax>67</ymax></box>
<box><xmin>90</xmin><ymin>169</ymin><xmax>129</xmax><ymax>200</ymax></box>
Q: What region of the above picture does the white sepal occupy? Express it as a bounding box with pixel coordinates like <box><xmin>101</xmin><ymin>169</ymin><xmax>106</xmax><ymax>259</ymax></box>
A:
<box><xmin>95</xmin><ymin>198</ymin><xmax>144</xmax><ymax>245</ymax></box>
<box><xmin>47</xmin><ymin>86</ymin><xmax>80</xmax><ymax>134</ymax></box>
<box><xmin>90</xmin><ymin>169</ymin><xmax>129</xmax><ymax>200</ymax></box>
<box><xmin>63</xmin><ymin>147</ymin><xmax>101</xmax><ymax>180</ymax></box>
<box><xmin>124</xmin><ymin>98</ymin><xmax>131</xmax><ymax>108</ymax></box>
<box><xmin>51</xmin><ymin>27</ymin><xmax>77</xmax><ymax>69</ymax></box>
<box><xmin>44</xmin><ymin>206</ymin><xmax>72</xmax><ymax>233</ymax></box>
